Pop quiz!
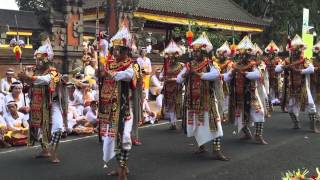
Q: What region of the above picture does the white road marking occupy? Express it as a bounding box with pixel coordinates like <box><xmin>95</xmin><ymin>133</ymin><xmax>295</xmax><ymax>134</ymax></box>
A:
<box><xmin>0</xmin><ymin>120</ymin><xmax>181</xmax><ymax>155</ymax></box>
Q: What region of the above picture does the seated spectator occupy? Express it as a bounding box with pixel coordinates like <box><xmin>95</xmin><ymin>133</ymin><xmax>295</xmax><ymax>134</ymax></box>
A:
<box><xmin>86</xmin><ymin>101</ymin><xmax>98</xmax><ymax>127</ymax></box>
<box><xmin>150</xmin><ymin>68</ymin><xmax>163</xmax><ymax>97</ymax></box>
<box><xmin>4</xmin><ymin>101</ymin><xmax>29</xmax><ymax>146</ymax></box>
<box><xmin>0</xmin><ymin>116</ymin><xmax>11</xmax><ymax>148</ymax></box>
<box><xmin>141</xmin><ymin>92</ymin><xmax>157</xmax><ymax>125</ymax></box>
<box><xmin>66</xmin><ymin>105</ymin><xmax>88</xmax><ymax>134</ymax></box>
<box><xmin>75</xmin><ymin>80</ymin><xmax>95</xmax><ymax>114</ymax></box>
<box><xmin>0</xmin><ymin>68</ymin><xmax>16</xmax><ymax>96</ymax></box>
<box><xmin>4</xmin><ymin>81</ymin><xmax>30</xmax><ymax>119</ymax></box>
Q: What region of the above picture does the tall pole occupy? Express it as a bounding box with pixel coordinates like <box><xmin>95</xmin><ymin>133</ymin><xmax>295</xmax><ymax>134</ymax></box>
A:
<box><xmin>96</xmin><ymin>1</ymin><xmax>103</xmax><ymax>143</ymax></box>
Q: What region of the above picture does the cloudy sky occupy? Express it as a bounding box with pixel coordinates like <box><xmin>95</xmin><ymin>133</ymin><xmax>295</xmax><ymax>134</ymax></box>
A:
<box><xmin>0</xmin><ymin>0</ymin><xmax>19</xmax><ymax>10</ymax></box>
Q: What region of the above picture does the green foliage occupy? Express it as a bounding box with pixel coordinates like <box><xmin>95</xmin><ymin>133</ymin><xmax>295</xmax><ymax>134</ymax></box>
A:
<box><xmin>233</xmin><ymin>0</ymin><xmax>320</xmax><ymax>44</ymax></box>
<box><xmin>172</xmin><ymin>22</ymin><xmax>240</xmax><ymax>50</ymax></box>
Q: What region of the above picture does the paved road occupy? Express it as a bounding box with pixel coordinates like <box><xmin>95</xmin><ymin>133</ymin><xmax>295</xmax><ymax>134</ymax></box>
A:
<box><xmin>1</xmin><ymin>108</ymin><xmax>320</xmax><ymax>180</ymax></box>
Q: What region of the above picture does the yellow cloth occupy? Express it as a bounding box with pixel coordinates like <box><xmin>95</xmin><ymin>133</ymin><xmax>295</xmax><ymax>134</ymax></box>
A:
<box><xmin>143</xmin><ymin>75</ymin><xmax>151</xmax><ymax>89</ymax></box>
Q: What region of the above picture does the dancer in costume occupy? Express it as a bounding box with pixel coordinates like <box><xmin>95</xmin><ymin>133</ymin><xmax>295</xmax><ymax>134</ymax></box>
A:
<box><xmin>275</xmin><ymin>34</ymin><xmax>315</xmax><ymax>130</ymax></box>
<box><xmin>177</xmin><ymin>32</ymin><xmax>229</xmax><ymax>161</ymax></box>
<box><xmin>18</xmin><ymin>33</ymin><xmax>68</xmax><ymax>163</ymax></box>
<box><xmin>100</xmin><ymin>26</ymin><xmax>138</xmax><ymax>180</ymax></box>
<box><xmin>213</xmin><ymin>41</ymin><xmax>235</xmax><ymax>122</ymax></box>
<box><xmin>310</xmin><ymin>41</ymin><xmax>320</xmax><ymax>133</ymax></box>
<box><xmin>254</xmin><ymin>43</ymin><xmax>271</xmax><ymax>118</ymax></box>
<box><xmin>264</xmin><ymin>41</ymin><xmax>282</xmax><ymax>110</ymax></box>
<box><xmin>161</xmin><ymin>40</ymin><xmax>184</xmax><ymax>130</ymax></box>
<box><xmin>226</xmin><ymin>36</ymin><xmax>268</xmax><ymax>145</ymax></box>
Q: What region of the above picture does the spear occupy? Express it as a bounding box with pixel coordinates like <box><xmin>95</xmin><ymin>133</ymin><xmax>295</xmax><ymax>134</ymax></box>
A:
<box><xmin>96</xmin><ymin>1</ymin><xmax>103</xmax><ymax>143</ymax></box>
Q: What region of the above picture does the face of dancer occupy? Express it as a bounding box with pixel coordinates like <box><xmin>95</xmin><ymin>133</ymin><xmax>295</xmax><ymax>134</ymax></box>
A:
<box><xmin>113</xmin><ymin>46</ymin><xmax>128</xmax><ymax>61</ymax></box>
<box><xmin>195</xmin><ymin>50</ymin><xmax>203</xmax><ymax>61</ymax></box>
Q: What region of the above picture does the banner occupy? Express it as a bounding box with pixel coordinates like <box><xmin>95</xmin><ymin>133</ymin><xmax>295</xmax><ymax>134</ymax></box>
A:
<box><xmin>302</xmin><ymin>8</ymin><xmax>313</xmax><ymax>59</ymax></box>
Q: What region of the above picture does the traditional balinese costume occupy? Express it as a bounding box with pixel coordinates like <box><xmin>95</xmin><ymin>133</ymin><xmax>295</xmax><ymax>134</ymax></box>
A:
<box><xmin>214</xmin><ymin>41</ymin><xmax>235</xmax><ymax>122</ymax></box>
<box><xmin>100</xmin><ymin>26</ymin><xmax>138</xmax><ymax>171</ymax></box>
<box><xmin>19</xmin><ymin>35</ymin><xmax>68</xmax><ymax>161</ymax></box>
<box><xmin>177</xmin><ymin>32</ymin><xmax>229</xmax><ymax>160</ymax></box>
<box><xmin>310</xmin><ymin>42</ymin><xmax>320</xmax><ymax>133</ymax></box>
<box><xmin>226</xmin><ymin>36</ymin><xmax>268</xmax><ymax>144</ymax></box>
<box><xmin>275</xmin><ymin>34</ymin><xmax>315</xmax><ymax>130</ymax></box>
<box><xmin>254</xmin><ymin>43</ymin><xmax>271</xmax><ymax>118</ymax></box>
<box><xmin>161</xmin><ymin>40</ymin><xmax>184</xmax><ymax>130</ymax></box>
<box><xmin>264</xmin><ymin>41</ymin><xmax>282</xmax><ymax>110</ymax></box>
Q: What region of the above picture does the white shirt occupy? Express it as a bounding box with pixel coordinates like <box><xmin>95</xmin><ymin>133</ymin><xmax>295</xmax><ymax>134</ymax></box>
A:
<box><xmin>150</xmin><ymin>75</ymin><xmax>163</xmax><ymax>88</ymax></box>
<box><xmin>74</xmin><ymin>91</ymin><xmax>95</xmax><ymax>106</ymax></box>
<box><xmin>0</xmin><ymin>78</ymin><xmax>16</xmax><ymax>95</ymax></box>
<box><xmin>86</xmin><ymin>109</ymin><xmax>97</xmax><ymax>124</ymax></box>
<box><xmin>0</xmin><ymin>93</ymin><xmax>5</xmax><ymax>114</ymax></box>
<box><xmin>0</xmin><ymin>116</ymin><xmax>6</xmax><ymax>127</ymax></box>
<box><xmin>137</xmin><ymin>57</ymin><xmax>152</xmax><ymax>73</ymax></box>
<box><xmin>5</xmin><ymin>112</ymin><xmax>29</xmax><ymax>131</ymax></box>
<box><xmin>4</xmin><ymin>93</ymin><xmax>30</xmax><ymax>110</ymax></box>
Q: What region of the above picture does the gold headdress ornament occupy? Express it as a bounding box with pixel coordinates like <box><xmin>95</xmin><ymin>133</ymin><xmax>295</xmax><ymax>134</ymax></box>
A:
<box><xmin>191</xmin><ymin>32</ymin><xmax>213</xmax><ymax>53</ymax></box>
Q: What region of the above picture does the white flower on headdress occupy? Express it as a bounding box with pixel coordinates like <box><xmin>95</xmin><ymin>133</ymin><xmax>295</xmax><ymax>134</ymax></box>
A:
<box><xmin>265</xmin><ymin>40</ymin><xmax>280</xmax><ymax>54</ymax></box>
<box><xmin>216</xmin><ymin>41</ymin><xmax>231</xmax><ymax>56</ymax></box>
<box><xmin>191</xmin><ymin>32</ymin><xmax>213</xmax><ymax>53</ymax></box>
<box><xmin>162</xmin><ymin>40</ymin><xmax>183</xmax><ymax>56</ymax></box>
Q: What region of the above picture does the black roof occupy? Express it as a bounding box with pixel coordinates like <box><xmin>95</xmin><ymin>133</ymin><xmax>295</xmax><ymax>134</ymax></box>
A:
<box><xmin>0</xmin><ymin>9</ymin><xmax>41</xmax><ymax>30</ymax></box>
<box><xmin>136</xmin><ymin>0</ymin><xmax>268</xmax><ymax>26</ymax></box>
<box><xmin>83</xmin><ymin>0</ymin><xmax>103</xmax><ymax>9</ymax></box>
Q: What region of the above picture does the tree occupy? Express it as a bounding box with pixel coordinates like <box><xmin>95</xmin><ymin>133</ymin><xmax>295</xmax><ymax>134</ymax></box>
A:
<box><xmin>233</xmin><ymin>0</ymin><xmax>320</xmax><ymax>46</ymax></box>
<box><xmin>15</xmin><ymin>0</ymin><xmax>49</xmax><ymax>11</ymax></box>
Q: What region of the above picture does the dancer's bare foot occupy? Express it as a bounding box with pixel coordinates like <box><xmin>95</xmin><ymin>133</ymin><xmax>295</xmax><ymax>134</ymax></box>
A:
<box><xmin>194</xmin><ymin>146</ymin><xmax>207</xmax><ymax>154</ymax></box>
<box><xmin>118</xmin><ymin>167</ymin><xmax>128</xmax><ymax>180</ymax></box>
<box><xmin>213</xmin><ymin>151</ymin><xmax>230</xmax><ymax>161</ymax></box>
<box><xmin>108</xmin><ymin>167</ymin><xmax>129</xmax><ymax>176</ymax></box>
<box><xmin>35</xmin><ymin>150</ymin><xmax>51</xmax><ymax>158</ymax></box>
<box><xmin>255</xmin><ymin>136</ymin><xmax>268</xmax><ymax>145</ymax></box>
